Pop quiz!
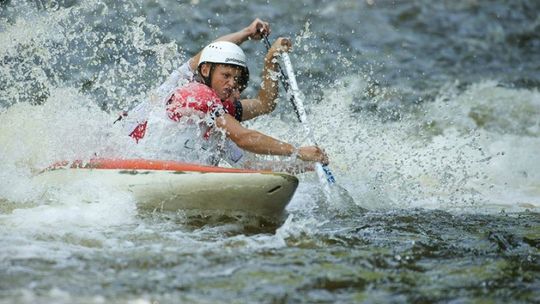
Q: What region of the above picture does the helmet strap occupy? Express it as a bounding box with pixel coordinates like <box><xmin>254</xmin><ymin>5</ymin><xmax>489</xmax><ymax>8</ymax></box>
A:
<box><xmin>198</xmin><ymin>63</ymin><xmax>215</xmax><ymax>87</ymax></box>
<box><xmin>208</xmin><ymin>64</ymin><xmax>216</xmax><ymax>86</ymax></box>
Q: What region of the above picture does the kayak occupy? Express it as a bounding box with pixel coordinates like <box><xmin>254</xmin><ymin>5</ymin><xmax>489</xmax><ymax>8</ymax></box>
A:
<box><xmin>36</xmin><ymin>158</ymin><xmax>299</xmax><ymax>217</ymax></box>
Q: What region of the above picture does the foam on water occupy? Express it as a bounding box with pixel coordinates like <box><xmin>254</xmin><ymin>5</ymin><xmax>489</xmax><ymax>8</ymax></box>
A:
<box><xmin>0</xmin><ymin>85</ymin><xmax>139</xmax><ymax>265</ymax></box>
<box><xmin>340</xmin><ymin>78</ymin><xmax>538</xmax><ymax>212</ymax></box>
<box><xmin>1</xmin><ymin>2</ymin><xmax>539</xmax><ymax>303</ymax></box>
<box><xmin>0</xmin><ymin>1</ymin><xmax>538</xmax><ymax>249</ymax></box>
<box><xmin>252</xmin><ymin>75</ymin><xmax>540</xmax><ymax>213</ymax></box>
<box><xmin>0</xmin><ymin>87</ymin><xmax>127</xmax><ymax>199</ymax></box>
<box><xmin>0</xmin><ymin>2</ymin><xmax>538</xmax><ymax>236</ymax></box>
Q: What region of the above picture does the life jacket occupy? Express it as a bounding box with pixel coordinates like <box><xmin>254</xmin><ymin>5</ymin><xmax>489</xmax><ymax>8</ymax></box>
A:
<box><xmin>134</xmin><ymin>82</ymin><xmax>244</xmax><ymax>166</ymax></box>
<box><xmin>129</xmin><ymin>82</ymin><xmax>242</xmax><ymax>142</ymax></box>
<box><xmin>166</xmin><ymin>82</ymin><xmax>225</xmax><ymax>138</ymax></box>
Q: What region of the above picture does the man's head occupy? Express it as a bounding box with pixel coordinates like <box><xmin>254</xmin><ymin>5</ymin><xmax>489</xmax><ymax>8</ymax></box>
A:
<box><xmin>197</xmin><ymin>41</ymin><xmax>249</xmax><ymax>100</ymax></box>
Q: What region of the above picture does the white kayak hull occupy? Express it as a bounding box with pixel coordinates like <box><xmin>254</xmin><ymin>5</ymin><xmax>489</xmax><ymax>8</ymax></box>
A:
<box><xmin>36</xmin><ymin>159</ymin><xmax>299</xmax><ymax>217</ymax></box>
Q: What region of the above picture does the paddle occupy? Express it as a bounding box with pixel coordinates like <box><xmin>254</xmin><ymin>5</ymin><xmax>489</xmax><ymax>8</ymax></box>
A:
<box><xmin>262</xmin><ymin>35</ymin><xmax>336</xmax><ymax>195</ymax></box>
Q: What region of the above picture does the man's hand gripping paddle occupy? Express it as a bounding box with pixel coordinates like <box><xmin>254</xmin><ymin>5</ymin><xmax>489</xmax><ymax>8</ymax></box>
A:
<box><xmin>262</xmin><ymin>35</ymin><xmax>337</xmax><ymax>198</ymax></box>
<box><xmin>262</xmin><ymin>34</ymin><xmax>363</xmax><ymax>214</ymax></box>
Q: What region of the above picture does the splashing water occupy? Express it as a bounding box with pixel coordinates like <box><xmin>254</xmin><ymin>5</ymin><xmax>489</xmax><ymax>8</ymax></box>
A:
<box><xmin>1</xmin><ymin>1</ymin><xmax>539</xmax><ymax>303</ymax></box>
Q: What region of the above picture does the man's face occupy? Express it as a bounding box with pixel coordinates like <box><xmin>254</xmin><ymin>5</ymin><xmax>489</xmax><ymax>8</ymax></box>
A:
<box><xmin>201</xmin><ymin>64</ymin><xmax>243</xmax><ymax>100</ymax></box>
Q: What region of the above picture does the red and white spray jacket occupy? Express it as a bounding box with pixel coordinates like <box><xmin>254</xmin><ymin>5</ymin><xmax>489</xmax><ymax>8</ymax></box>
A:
<box><xmin>119</xmin><ymin>61</ymin><xmax>244</xmax><ymax>166</ymax></box>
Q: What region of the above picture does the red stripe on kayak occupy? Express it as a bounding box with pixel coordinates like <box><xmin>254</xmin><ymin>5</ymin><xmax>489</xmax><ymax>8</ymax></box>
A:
<box><xmin>48</xmin><ymin>158</ymin><xmax>265</xmax><ymax>174</ymax></box>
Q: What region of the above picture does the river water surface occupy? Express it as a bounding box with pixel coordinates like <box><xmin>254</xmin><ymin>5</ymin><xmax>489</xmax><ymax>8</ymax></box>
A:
<box><xmin>1</xmin><ymin>0</ymin><xmax>539</xmax><ymax>303</ymax></box>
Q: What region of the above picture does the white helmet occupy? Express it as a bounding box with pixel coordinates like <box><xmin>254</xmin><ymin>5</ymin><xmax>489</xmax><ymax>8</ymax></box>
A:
<box><xmin>199</xmin><ymin>41</ymin><xmax>247</xmax><ymax>68</ymax></box>
<box><xmin>198</xmin><ymin>41</ymin><xmax>249</xmax><ymax>91</ymax></box>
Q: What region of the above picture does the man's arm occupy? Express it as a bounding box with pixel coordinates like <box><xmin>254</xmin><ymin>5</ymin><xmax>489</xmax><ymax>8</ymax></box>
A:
<box><xmin>240</xmin><ymin>37</ymin><xmax>291</xmax><ymax>121</ymax></box>
<box><xmin>216</xmin><ymin>113</ymin><xmax>329</xmax><ymax>164</ymax></box>
<box><xmin>188</xmin><ymin>18</ymin><xmax>271</xmax><ymax>71</ymax></box>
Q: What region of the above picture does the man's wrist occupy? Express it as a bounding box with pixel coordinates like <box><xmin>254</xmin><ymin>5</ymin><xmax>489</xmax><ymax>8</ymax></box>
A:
<box><xmin>291</xmin><ymin>145</ymin><xmax>301</xmax><ymax>159</ymax></box>
<box><xmin>241</xmin><ymin>27</ymin><xmax>254</xmax><ymax>42</ymax></box>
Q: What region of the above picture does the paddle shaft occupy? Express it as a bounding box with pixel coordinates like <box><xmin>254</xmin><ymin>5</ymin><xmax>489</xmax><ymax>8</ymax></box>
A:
<box><xmin>262</xmin><ymin>36</ymin><xmax>336</xmax><ymax>186</ymax></box>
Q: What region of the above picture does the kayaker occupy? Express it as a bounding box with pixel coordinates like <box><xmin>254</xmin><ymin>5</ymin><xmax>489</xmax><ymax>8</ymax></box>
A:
<box><xmin>122</xmin><ymin>18</ymin><xmax>328</xmax><ymax>169</ymax></box>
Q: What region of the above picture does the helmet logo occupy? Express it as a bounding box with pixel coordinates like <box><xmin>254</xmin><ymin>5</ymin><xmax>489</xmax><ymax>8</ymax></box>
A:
<box><xmin>225</xmin><ymin>57</ymin><xmax>245</xmax><ymax>66</ymax></box>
